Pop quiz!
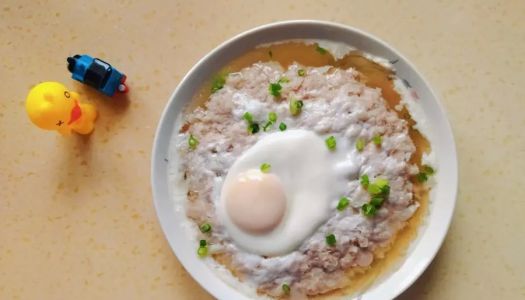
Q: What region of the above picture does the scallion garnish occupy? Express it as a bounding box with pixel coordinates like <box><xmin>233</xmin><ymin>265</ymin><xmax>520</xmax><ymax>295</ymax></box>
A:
<box><xmin>278</xmin><ymin>77</ymin><xmax>290</xmax><ymax>84</ymax></box>
<box><xmin>282</xmin><ymin>283</ymin><xmax>291</xmax><ymax>294</ymax></box>
<box><xmin>325</xmin><ymin>136</ymin><xmax>336</xmax><ymax>150</ymax></box>
<box><xmin>325</xmin><ymin>234</ymin><xmax>336</xmax><ymax>246</ymax></box>
<box><xmin>211</xmin><ymin>73</ymin><xmax>227</xmax><ymax>93</ymax></box>
<box><xmin>316</xmin><ymin>44</ymin><xmax>328</xmax><ymax>55</ymax></box>
<box><xmin>422</xmin><ymin>165</ymin><xmax>435</xmax><ymax>175</ymax></box>
<box><xmin>200</xmin><ymin>223</ymin><xmax>212</xmax><ymax>233</ymax></box>
<box><xmin>260</xmin><ymin>163</ymin><xmax>271</xmax><ymax>173</ymax></box>
<box><xmin>337</xmin><ymin>197</ymin><xmax>350</xmax><ymax>211</ymax></box>
<box><xmin>199</xmin><ymin>239</ymin><xmax>207</xmax><ymax>247</ymax></box>
<box><xmin>372</xmin><ymin>135</ymin><xmax>382</xmax><ymax>146</ymax></box>
<box><xmin>289</xmin><ymin>99</ymin><xmax>304</xmax><ymax>116</ymax></box>
<box><xmin>279</xmin><ymin>122</ymin><xmax>287</xmax><ymax>131</ymax></box>
<box><xmin>188</xmin><ymin>134</ymin><xmax>199</xmax><ymax>150</ymax></box>
<box><xmin>297</xmin><ymin>69</ymin><xmax>306</xmax><ymax>76</ymax></box>
<box><xmin>248</xmin><ymin>123</ymin><xmax>260</xmax><ymax>134</ymax></box>
<box><xmin>362</xmin><ymin>203</ymin><xmax>377</xmax><ymax>216</ymax></box>
<box><xmin>243</xmin><ymin>112</ymin><xmax>253</xmax><ymax>123</ymax></box>
<box><xmin>370</xmin><ymin>196</ymin><xmax>384</xmax><ymax>207</ymax></box>
<box><xmin>269</xmin><ymin>82</ymin><xmax>282</xmax><ymax>97</ymax></box>
<box><xmin>356</xmin><ymin>138</ymin><xmax>365</xmax><ymax>152</ymax></box>
<box><xmin>360</xmin><ymin>174</ymin><xmax>369</xmax><ymax>188</ymax></box>
<box><xmin>268</xmin><ymin>112</ymin><xmax>277</xmax><ymax>123</ymax></box>
<box><xmin>243</xmin><ymin>112</ymin><xmax>260</xmax><ymax>134</ymax></box>
<box><xmin>197</xmin><ymin>245</ymin><xmax>208</xmax><ymax>257</ymax></box>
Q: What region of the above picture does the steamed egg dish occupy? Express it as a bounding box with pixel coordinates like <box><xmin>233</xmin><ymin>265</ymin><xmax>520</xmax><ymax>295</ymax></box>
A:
<box><xmin>172</xmin><ymin>41</ymin><xmax>433</xmax><ymax>298</ymax></box>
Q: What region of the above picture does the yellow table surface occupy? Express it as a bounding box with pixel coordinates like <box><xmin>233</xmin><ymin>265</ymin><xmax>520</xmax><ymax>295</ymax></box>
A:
<box><xmin>1</xmin><ymin>0</ymin><xmax>524</xmax><ymax>299</ymax></box>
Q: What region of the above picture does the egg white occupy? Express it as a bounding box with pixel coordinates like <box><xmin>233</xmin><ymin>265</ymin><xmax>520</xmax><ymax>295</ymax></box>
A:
<box><xmin>218</xmin><ymin>129</ymin><xmax>359</xmax><ymax>256</ymax></box>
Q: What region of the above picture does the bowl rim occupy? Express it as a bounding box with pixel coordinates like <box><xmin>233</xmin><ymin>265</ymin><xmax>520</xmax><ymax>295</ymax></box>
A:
<box><xmin>151</xmin><ymin>19</ymin><xmax>458</xmax><ymax>300</ymax></box>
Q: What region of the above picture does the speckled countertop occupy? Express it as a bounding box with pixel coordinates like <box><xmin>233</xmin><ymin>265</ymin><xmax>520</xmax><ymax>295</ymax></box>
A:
<box><xmin>1</xmin><ymin>0</ymin><xmax>524</xmax><ymax>299</ymax></box>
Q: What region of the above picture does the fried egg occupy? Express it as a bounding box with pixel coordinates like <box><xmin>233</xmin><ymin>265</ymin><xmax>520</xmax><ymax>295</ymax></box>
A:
<box><xmin>218</xmin><ymin>129</ymin><xmax>360</xmax><ymax>256</ymax></box>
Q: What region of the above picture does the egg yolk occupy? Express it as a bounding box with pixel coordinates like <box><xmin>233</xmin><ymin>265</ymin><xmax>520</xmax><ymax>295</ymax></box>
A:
<box><xmin>224</xmin><ymin>169</ymin><xmax>287</xmax><ymax>235</ymax></box>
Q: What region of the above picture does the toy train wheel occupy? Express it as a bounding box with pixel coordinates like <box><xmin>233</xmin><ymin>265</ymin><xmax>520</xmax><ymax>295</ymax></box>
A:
<box><xmin>118</xmin><ymin>83</ymin><xmax>128</xmax><ymax>93</ymax></box>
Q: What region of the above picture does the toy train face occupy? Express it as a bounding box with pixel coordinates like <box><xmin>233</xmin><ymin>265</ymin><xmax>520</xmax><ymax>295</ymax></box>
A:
<box><xmin>67</xmin><ymin>54</ymin><xmax>128</xmax><ymax>96</ymax></box>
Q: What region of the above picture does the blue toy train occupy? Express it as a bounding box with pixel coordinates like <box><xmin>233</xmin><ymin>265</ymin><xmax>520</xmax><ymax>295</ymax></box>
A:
<box><xmin>67</xmin><ymin>54</ymin><xmax>128</xmax><ymax>96</ymax></box>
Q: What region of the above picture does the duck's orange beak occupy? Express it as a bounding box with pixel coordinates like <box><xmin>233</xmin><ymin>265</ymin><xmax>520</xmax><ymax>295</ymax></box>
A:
<box><xmin>68</xmin><ymin>101</ymin><xmax>82</xmax><ymax>125</ymax></box>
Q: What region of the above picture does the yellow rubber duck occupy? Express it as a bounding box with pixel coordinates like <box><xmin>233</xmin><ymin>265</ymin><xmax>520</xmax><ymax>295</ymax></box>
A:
<box><xmin>26</xmin><ymin>82</ymin><xmax>97</xmax><ymax>135</ymax></box>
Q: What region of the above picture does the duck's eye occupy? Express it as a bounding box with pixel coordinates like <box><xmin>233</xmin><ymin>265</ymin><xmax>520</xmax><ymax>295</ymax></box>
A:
<box><xmin>56</xmin><ymin>120</ymin><xmax>64</xmax><ymax>126</ymax></box>
<box><xmin>64</xmin><ymin>91</ymin><xmax>70</xmax><ymax>98</ymax></box>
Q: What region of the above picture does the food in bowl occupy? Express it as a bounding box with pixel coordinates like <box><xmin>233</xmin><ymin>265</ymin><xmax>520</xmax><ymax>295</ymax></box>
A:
<box><xmin>169</xmin><ymin>41</ymin><xmax>435</xmax><ymax>298</ymax></box>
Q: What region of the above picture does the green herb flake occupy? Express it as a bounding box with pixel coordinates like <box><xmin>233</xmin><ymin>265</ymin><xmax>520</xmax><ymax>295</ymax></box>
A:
<box><xmin>372</xmin><ymin>135</ymin><xmax>382</xmax><ymax>146</ymax></box>
<box><xmin>199</xmin><ymin>223</ymin><xmax>212</xmax><ymax>233</ymax></box>
<box><xmin>289</xmin><ymin>99</ymin><xmax>304</xmax><ymax>116</ymax></box>
<box><xmin>325</xmin><ymin>136</ymin><xmax>337</xmax><ymax>151</ymax></box>
<box><xmin>367</xmin><ymin>183</ymin><xmax>382</xmax><ymax>195</ymax></box>
<box><xmin>422</xmin><ymin>165</ymin><xmax>435</xmax><ymax>175</ymax></box>
<box><xmin>248</xmin><ymin>123</ymin><xmax>260</xmax><ymax>134</ymax></box>
<box><xmin>297</xmin><ymin>69</ymin><xmax>306</xmax><ymax>76</ymax></box>
<box><xmin>188</xmin><ymin>134</ymin><xmax>199</xmax><ymax>150</ymax></box>
<box><xmin>197</xmin><ymin>246</ymin><xmax>208</xmax><ymax>257</ymax></box>
<box><xmin>279</xmin><ymin>122</ymin><xmax>287</xmax><ymax>131</ymax></box>
<box><xmin>370</xmin><ymin>196</ymin><xmax>384</xmax><ymax>207</ymax></box>
<box><xmin>360</xmin><ymin>174</ymin><xmax>370</xmax><ymax>188</ymax></box>
<box><xmin>211</xmin><ymin>73</ymin><xmax>227</xmax><ymax>93</ymax></box>
<box><xmin>416</xmin><ymin>172</ymin><xmax>428</xmax><ymax>183</ymax></box>
<box><xmin>325</xmin><ymin>234</ymin><xmax>336</xmax><ymax>246</ymax></box>
<box><xmin>243</xmin><ymin>112</ymin><xmax>253</xmax><ymax>123</ymax></box>
<box><xmin>269</xmin><ymin>82</ymin><xmax>282</xmax><ymax>97</ymax></box>
<box><xmin>362</xmin><ymin>203</ymin><xmax>377</xmax><ymax>217</ymax></box>
<box><xmin>260</xmin><ymin>163</ymin><xmax>271</xmax><ymax>173</ymax></box>
<box><xmin>356</xmin><ymin>138</ymin><xmax>365</xmax><ymax>152</ymax></box>
<box><xmin>282</xmin><ymin>283</ymin><xmax>291</xmax><ymax>294</ymax></box>
<box><xmin>268</xmin><ymin>112</ymin><xmax>277</xmax><ymax>123</ymax></box>
<box><xmin>337</xmin><ymin>197</ymin><xmax>350</xmax><ymax>211</ymax></box>
<box><xmin>278</xmin><ymin>77</ymin><xmax>290</xmax><ymax>84</ymax></box>
<box><xmin>199</xmin><ymin>239</ymin><xmax>207</xmax><ymax>247</ymax></box>
<box><xmin>316</xmin><ymin>44</ymin><xmax>328</xmax><ymax>55</ymax></box>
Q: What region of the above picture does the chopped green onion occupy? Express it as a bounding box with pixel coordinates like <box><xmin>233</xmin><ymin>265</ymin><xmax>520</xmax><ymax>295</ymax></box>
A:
<box><xmin>325</xmin><ymin>136</ymin><xmax>337</xmax><ymax>151</ymax></box>
<box><xmin>260</xmin><ymin>163</ymin><xmax>271</xmax><ymax>173</ymax></box>
<box><xmin>422</xmin><ymin>165</ymin><xmax>435</xmax><ymax>175</ymax></box>
<box><xmin>243</xmin><ymin>112</ymin><xmax>253</xmax><ymax>123</ymax></box>
<box><xmin>199</xmin><ymin>239</ymin><xmax>207</xmax><ymax>247</ymax></box>
<box><xmin>211</xmin><ymin>73</ymin><xmax>227</xmax><ymax>93</ymax></box>
<box><xmin>199</xmin><ymin>223</ymin><xmax>212</xmax><ymax>233</ymax></box>
<box><xmin>197</xmin><ymin>246</ymin><xmax>208</xmax><ymax>257</ymax></box>
<box><xmin>248</xmin><ymin>123</ymin><xmax>260</xmax><ymax>134</ymax></box>
<box><xmin>370</xmin><ymin>196</ymin><xmax>384</xmax><ymax>207</ymax></box>
<box><xmin>362</xmin><ymin>203</ymin><xmax>377</xmax><ymax>217</ymax></box>
<box><xmin>372</xmin><ymin>135</ymin><xmax>382</xmax><ymax>146</ymax></box>
<box><xmin>356</xmin><ymin>138</ymin><xmax>365</xmax><ymax>152</ymax></box>
<box><xmin>367</xmin><ymin>183</ymin><xmax>382</xmax><ymax>195</ymax></box>
<box><xmin>316</xmin><ymin>44</ymin><xmax>328</xmax><ymax>54</ymax></box>
<box><xmin>416</xmin><ymin>172</ymin><xmax>428</xmax><ymax>182</ymax></box>
<box><xmin>360</xmin><ymin>174</ymin><xmax>369</xmax><ymax>188</ymax></box>
<box><xmin>268</xmin><ymin>112</ymin><xmax>277</xmax><ymax>123</ymax></box>
<box><xmin>375</xmin><ymin>178</ymin><xmax>389</xmax><ymax>189</ymax></box>
<box><xmin>289</xmin><ymin>99</ymin><xmax>304</xmax><ymax>116</ymax></box>
<box><xmin>188</xmin><ymin>134</ymin><xmax>199</xmax><ymax>150</ymax></box>
<box><xmin>282</xmin><ymin>283</ymin><xmax>291</xmax><ymax>294</ymax></box>
<box><xmin>269</xmin><ymin>82</ymin><xmax>282</xmax><ymax>97</ymax></box>
<box><xmin>337</xmin><ymin>197</ymin><xmax>350</xmax><ymax>211</ymax></box>
<box><xmin>278</xmin><ymin>77</ymin><xmax>290</xmax><ymax>83</ymax></box>
<box><xmin>297</xmin><ymin>69</ymin><xmax>306</xmax><ymax>76</ymax></box>
<box><xmin>279</xmin><ymin>122</ymin><xmax>287</xmax><ymax>131</ymax></box>
<box><xmin>325</xmin><ymin>234</ymin><xmax>336</xmax><ymax>246</ymax></box>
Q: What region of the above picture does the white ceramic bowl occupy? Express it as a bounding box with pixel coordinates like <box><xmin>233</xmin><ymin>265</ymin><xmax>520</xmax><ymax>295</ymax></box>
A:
<box><xmin>151</xmin><ymin>20</ymin><xmax>458</xmax><ymax>300</ymax></box>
